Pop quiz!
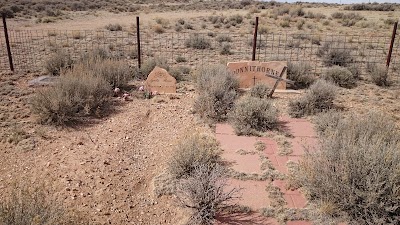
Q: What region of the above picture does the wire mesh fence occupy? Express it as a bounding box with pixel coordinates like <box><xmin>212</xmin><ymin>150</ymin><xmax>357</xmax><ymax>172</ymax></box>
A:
<box><xmin>0</xmin><ymin>26</ymin><xmax>399</xmax><ymax>76</ymax></box>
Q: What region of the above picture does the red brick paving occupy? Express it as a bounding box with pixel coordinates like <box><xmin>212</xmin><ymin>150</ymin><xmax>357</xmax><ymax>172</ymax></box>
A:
<box><xmin>215</xmin><ymin>117</ymin><xmax>319</xmax><ymax>224</ymax></box>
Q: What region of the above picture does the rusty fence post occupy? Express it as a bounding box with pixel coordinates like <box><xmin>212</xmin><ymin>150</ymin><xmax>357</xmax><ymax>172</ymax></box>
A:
<box><xmin>386</xmin><ymin>21</ymin><xmax>398</xmax><ymax>69</ymax></box>
<box><xmin>136</xmin><ymin>16</ymin><xmax>141</xmax><ymax>69</ymax></box>
<box><xmin>2</xmin><ymin>13</ymin><xmax>14</xmax><ymax>72</ymax></box>
<box><xmin>252</xmin><ymin>17</ymin><xmax>259</xmax><ymax>61</ymax></box>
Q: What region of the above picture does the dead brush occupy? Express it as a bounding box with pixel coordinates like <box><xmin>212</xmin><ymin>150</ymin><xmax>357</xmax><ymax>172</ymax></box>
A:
<box><xmin>44</xmin><ymin>50</ymin><xmax>73</xmax><ymax>76</ymax></box>
<box><xmin>0</xmin><ymin>183</ymin><xmax>88</xmax><ymax>225</ymax></box>
<box><xmin>167</xmin><ymin>133</ymin><xmax>221</xmax><ymax>179</ymax></box>
<box><xmin>298</xmin><ymin>112</ymin><xmax>400</xmax><ymax>224</ymax></box>
<box><xmin>176</xmin><ymin>163</ymin><xmax>240</xmax><ymax>225</ymax></box>
<box><xmin>30</xmin><ymin>67</ymin><xmax>112</xmax><ymax>125</ymax></box>
<box><xmin>288</xmin><ymin>79</ymin><xmax>337</xmax><ymax>118</ymax></box>
<box><xmin>229</xmin><ymin>96</ymin><xmax>278</xmax><ymax>136</ymax></box>
<box><xmin>193</xmin><ymin>65</ymin><xmax>239</xmax><ymax>122</ymax></box>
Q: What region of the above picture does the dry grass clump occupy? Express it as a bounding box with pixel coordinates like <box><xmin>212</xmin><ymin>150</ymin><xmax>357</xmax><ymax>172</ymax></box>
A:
<box><xmin>250</xmin><ymin>83</ymin><xmax>269</xmax><ymax>98</ymax></box>
<box><xmin>185</xmin><ymin>34</ymin><xmax>212</xmax><ymax>49</ymax></box>
<box><xmin>168</xmin><ymin>133</ymin><xmax>221</xmax><ymax>179</ymax></box>
<box><xmin>313</xmin><ymin>110</ymin><xmax>342</xmax><ymax>135</ymax></box>
<box><xmin>176</xmin><ymin>163</ymin><xmax>239</xmax><ymax>225</ymax></box>
<box><xmin>216</xmin><ymin>34</ymin><xmax>232</xmax><ymax>43</ymax></box>
<box><xmin>298</xmin><ymin>113</ymin><xmax>400</xmax><ymax>224</ymax></box>
<box><xmin>0</xmin><ymin>184</ymin><xmax>88</xmax><ymax>225</ymax></box>
<box><xmin>194</xmin><ymin>65</ymin><xmax>239</xmax><ymax>122</ymax></box>
<box><xmin>344</xmin><ymin>3</ymin><xmax>395</xmax><ymax>11</ymax></box>
<box><xmin>31</xmin><ymin>66</ymin><xmax>112</xmax><ymax>125</ymax></box>
<box><xmin>105</xmin><ymin>23</ymin><xmax>122</xmax><ymax>31</ymax></box>
<box><xmin>288</xmin><ymin>79</ymin><xmax>337</xmax><ymax>118</ymax></box>
<box><xmin>220</xmin><ymin>44</ymin><xmax>233</xmax><ymax>55</ymax></box>
<box><xmin>287</xmin><ymin>62</ymin><xmax>315</xmax><ymax>89</ymax></box>
<box><xmin>166</xmin><ymin>133</ymin><xmax>238</xmax><ymax>224</ymax></box>
<box><xmin>169</xmin><ymin>66</ymin><xmax>191</xmax><ymax>82</ymax></box>
<box><xmin>318</xmin><ymin>42</ymin><xmax>353</xmax><ymax>67</ymax></box>
<box><xmin>322</xmin><ymin>66</ymin><xmax>357</xmax><ymax>88</ymax></box>
<box><xmin>138</xmin><ymin>57</ymin><xmax>169</xmax><ymax>80</ymax></box>
<box><xmin>366</xmin><ymin>63</ymin><xmax>389</xmax><ymax>86</ymax></box>
<box><xmin>230</xmin><ymin>96</ymin><xmax>278</xmax><ymax>136</ymax></box>
<box><xmin>80</xmin><ymin>58</ymin><xmax>132</xmax><ymax>88</ymax></box>
<box><xmin>44</xmin><ymin>50</ymin><xmax>73</xmax><ymax>76</ymax></box>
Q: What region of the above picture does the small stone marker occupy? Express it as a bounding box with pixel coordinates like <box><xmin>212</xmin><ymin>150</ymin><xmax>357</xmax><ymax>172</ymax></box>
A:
<box><xmin>28</xmin><ymin>75</ymin><xmax>58</xmax><ymax>87</ymax></box>
<box><xmin>227</xmin><ymin>61</ymin><xmax>288</xmax><ymax>89</ymax></box>
<box><xmin>145</xmin><ymin>66</ymin><xmax>176</xmax><ymax>94</ymax></box>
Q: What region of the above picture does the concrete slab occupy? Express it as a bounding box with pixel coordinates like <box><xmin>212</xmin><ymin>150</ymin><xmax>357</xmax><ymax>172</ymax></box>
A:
<box><xmin>227</xmin><ymin>179</ymin><xmax>270</xmax><ymax>210</ymax></box>
<box><xmin>216</xmin><ymin>133</ymin><xmax>258</xmax><ymax>152</ymax></box>
<box><xmin>222</xmin><ymin>153</ymin><xmax>263</xmax><ymax>174</ymax></box>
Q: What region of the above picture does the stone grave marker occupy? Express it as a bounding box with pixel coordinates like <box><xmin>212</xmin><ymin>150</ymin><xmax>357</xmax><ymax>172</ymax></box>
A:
<box><xmin>145</xmin><ymin>66</ymin><xmax>176</xmax><ymax>94</ymax></box>
<box><xmin>227</xmin><ymin>61</ymin><xmax>288</xmax><ymax>89</ymax></box>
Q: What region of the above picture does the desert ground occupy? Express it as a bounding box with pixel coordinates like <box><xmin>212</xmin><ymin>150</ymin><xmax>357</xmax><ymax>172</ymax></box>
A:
<box><xmin>0</xmin><ymin>1</ymin><xmax>399</xmax><ymax>225</ymax></box>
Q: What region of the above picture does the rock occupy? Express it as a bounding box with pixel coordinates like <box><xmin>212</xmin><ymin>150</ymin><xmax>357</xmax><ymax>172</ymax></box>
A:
<box><xmin>28</xmin><ymin>76</ymin><xmax>58</xmax><ymax>87</ymax></box>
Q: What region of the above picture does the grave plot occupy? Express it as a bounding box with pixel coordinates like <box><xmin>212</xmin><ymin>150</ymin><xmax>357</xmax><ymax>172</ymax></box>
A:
<box><xmin>214</xmin><ymin>116</ymin><xmax>318</xmax><ymax>225</ymax></box>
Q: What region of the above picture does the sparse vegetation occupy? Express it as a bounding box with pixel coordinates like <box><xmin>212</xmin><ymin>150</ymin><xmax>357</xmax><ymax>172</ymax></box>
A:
<box><xmin>323</xmin><ymin>66</ymin><xmax>357</xmax><ymax>88</ymax></box>
<box><xmin>185</xmin><ymin>35</ymin><xmax>212</xmax><ymax>49</ymax></box>
<box><xmin>298</xmin><ymin>113</ymin><xmax>400</xmax><ymax>224</ymax></box>
<box><xmin>344</xmin><ymin>3</ymin><xmax>395</xmax><ymax>11</ymax></box>
<box><xmin>31</xmin><ymin>65</ymin><xmax>112</xmax><ymax>125</ymax></box>
<box><xmin>44</xmin><ymin>50</ymin><xmax>73</xmax><ymax>76</ymax></box>
<box><xmin>105</xmin><ymin>23</ymin><xmax>122</xmax><ymax>31</ymax></box>
<box><xmin>0</xmin><ymin>184</ymin><xmax>88</xmax><ymax>225</ymax></box>
<box><xmin>287</xmin><ymin>62</ymin><xmax>315</xmax><ymax>89</ymax></box>
<box><xmin>194</xmin><ymin>65</ymin><xmax>239</xmax><ymax>122</ymax></box>
<box><xmin>230</xmin><ymin>96</ymin><xmax>278</xmax><ymax>136</ymax></box>
<box><xmin>250</xmin><ymin>83</ymin><xmax>269</xmax><ymax>98</ymax></box>
<box><xmin>367</xmin><ymin>63</ymin><xmax>389</xmax><ymax>86</ymax></box>
<box><xmin>289</xmin><ymin>79</ymin><xmax>337</xmax><ymax>118</ymax></box>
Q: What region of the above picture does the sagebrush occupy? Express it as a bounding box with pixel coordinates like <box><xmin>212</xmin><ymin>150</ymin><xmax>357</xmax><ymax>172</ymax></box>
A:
<box><xmin>31</xmin><ymin>67</ymin><xmax>112</xmax><ymax>125</ymax></box>
<box><xmin>287</xmin><ymin>62</ymin><xmax>315</xmax><ymax>89</ymax></box>
<box><xmin>298</xmin><ymin>113</ymin><xmax>400</xmax><ymax>224</ymax></box>
<box><xmin>45</xmin><ymin>50</ymin><xmax>73</xmax><ymax>75</ymax></box>
<box><xmin>167</xmin><ymin>133</ymin><xmax>221</xmax><ymax>179</ymax></box>
<box><xmin>323</xmin><ymin>66</ymin><xmax>356</xmax><ymax>88</ymax></box>
<box><xmin>230</xmin><ymin>96</ymin><xmax>278</xmax><ymax>135</ymax></box>
<box><xmin>289</xmin><ymin>79</ymin><xmax>337</xmax><ymax>118</ymax></box>
<box><xmin>194</xmin><ymin>65</ymin><xmax>239</xmax><ymax>122</ymax></box>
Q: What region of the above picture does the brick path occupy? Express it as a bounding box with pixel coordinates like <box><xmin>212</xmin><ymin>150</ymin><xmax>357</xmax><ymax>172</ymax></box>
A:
<box><xmin>215</xmin><ymin>116</ymin><xmax>318</xmax><ymax>225</ymax></box>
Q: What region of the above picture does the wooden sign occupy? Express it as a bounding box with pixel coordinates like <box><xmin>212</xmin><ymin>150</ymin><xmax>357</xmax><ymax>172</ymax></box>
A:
<box><xmin>227</xmin><ymin>61</ymin><xmax>288</xmax><ymax>89</ymax></box>
<box><xmin>145</xmin><ymin>66</ymin><xmax>176</xmax><ymax>94</ymax></box>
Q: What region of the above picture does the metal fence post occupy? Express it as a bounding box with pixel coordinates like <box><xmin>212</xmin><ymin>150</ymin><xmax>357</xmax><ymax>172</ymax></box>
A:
<box><xmin>252</xmin><ymin>17</ymin><xmax>259</xmax><ymax>61</ymax></box>
<box><xmin>2</xmin><ymin>13</ymin><xmax>14</xmax><ymax>72</ymax></box>
<box><xmin>386</xmin><ymin>21</ymin><xmax>398</xmax><ymax>69</ymax></box>
<box><xmin>136</xmin><ymin>16</ymin><xmax>141</xmax><ymax>69</ymax></box>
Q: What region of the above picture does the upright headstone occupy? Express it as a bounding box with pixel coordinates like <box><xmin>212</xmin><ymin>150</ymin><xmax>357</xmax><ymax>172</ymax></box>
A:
<box><xmin>145</xmin><ymin>66</ymin><xmax>177</xmax><ymax>94</ymax></box>
<box><xmin>227</xmin><ymin>61</ymin><xmax>287</xmax><ymax>89</ymax></box>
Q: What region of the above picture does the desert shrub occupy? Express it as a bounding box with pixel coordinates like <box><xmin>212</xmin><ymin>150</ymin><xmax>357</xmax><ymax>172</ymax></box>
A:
<box><xmin>229</xmin><ymin>14</ymin><xmax>243</xmax><ymax>24</ymax></box>
<box><xmin>313</xmin><ymin>110</ymin><xmax>342</xmax><ymax>135</ymax></box>
<box><xmin>216</xmin><ymin>34</ymin><xmax>232</xmax><ymax>43</ymax></box>
<box><xmin>319</xmin><ymin>42</ymin><xmax>353</xmax><ymax>67</ymax></box>
<box><xmin>230</xmin><ymin>96</ymin><xmax>278</xmax><ymax>135</ymax></box>
<box><xmin>31</xmin><ymin>68</ymin><xmax>112</xmax><ymax>125</ymax></box>
<box><xmin>280</xmin><ymin>20</ymin><xmax>290</xmax><ymax>28</ymax></box>
<box><xmin>168</xmin><ymin>133</ymin><xmax>221</xmax><ymax>179</ymax></box>
<box><xmin>287</xmin><ymin>62</ymin><xmax>315</xmax><ymax>89</ymax></box>
<box><xmin>185</xmin><ymin>35</ymin><xmax>211</xmax><ymax>49</ymax></box>
<box><xmin>220</xmin><ymin>44</ymin><xmax>233</xmax><ymax>55</ymax></box>
<box><xmin>184</xmin><ymin>23</ymin><xmax>194</xmax><ymax>30</ymax></box>
<box><xmin>367</xmin><ymin>63</ymin><xmax>389</xmax><ymax>86</ymax></box>
<box><xmin>44</xmin><ymin>50</ymin><xmax>73</xmax><ymax>76</ymax></box>
<box><xmin>105</xmin><ymin>23</ymin><xmax>122</xmax><ymax>31</ymax></box>
<box><xmin>323</xmin><ymin>66</ymin><xmax>356</xmax><ymax>88</ymax></box>
<box><xmin>175</xmin><ymin>55</ymin><xmax>187</xmax><ymax>63</ymax></box>
<box><xmin>298</xmin><ymin>113</ymin><xmax>400</xmax><ymax>224</ymax></box>
<box><xmin>289</xmin><ymin>6</ymin><xmax>305</xmax><ymax>17</ymax></box>
<box><xmin>194</xmin><ymin>65</ymin><xmax>239</xmax><ymax>122</ymax></box>
<box><xmin>0</xmin><ymin>184</ymin><xmax>87</xmax><ymax>225</ymax></box>
<box><xmin>169</xmin><ymin>66</ymin><xmax>191</xmax><ymax>82</ymax></box>
<box><xmin>0</xmin><ymin>7</ymin><xmax>15</xmax><ymax>18</ymax></box>
<box><xmin>81</xmin><ymin>58</ymin><xmax>132</xmax><ymax>88</ymax></box>
<box><xmin>288</xmin><ymin>79</ymin><xmax>337</xmax><ymax>118</ymax></box>
<box><xmin>81</xmin><ymin>47</ymin><xmax>111</xmax><ymax>61</ymax></box>
<box><xmin>153</xmin><ymin>24</ymin><xmax>165</xmax><ymax>34</ymax></box>
<box><xmin>250</xmin><ymin>83</ymin><xmax>269</xmax><ymax>98</ymax></box>
<box><xmin>177</xmin><ymin>163</ymin><xmax>239</xmax><ymax>225</ymax></box>
<box><xmin>138</xmin><ymin>57</ymin><xmax>169</xmax><ymax>80</ymax></box>
<box><xmin>344</xmin><ymin>3</ymin><xmax>395</xmax><ymax>11</ymax></box>
<box><xmin>177</xmin><ymin>18</ymin><xmax>185</xmax><ymax>25</ymax></box>
<box><xmin>274</xmin><ymin>5</ymin><xmax>290</xmax><ymax>16</ymax></box>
